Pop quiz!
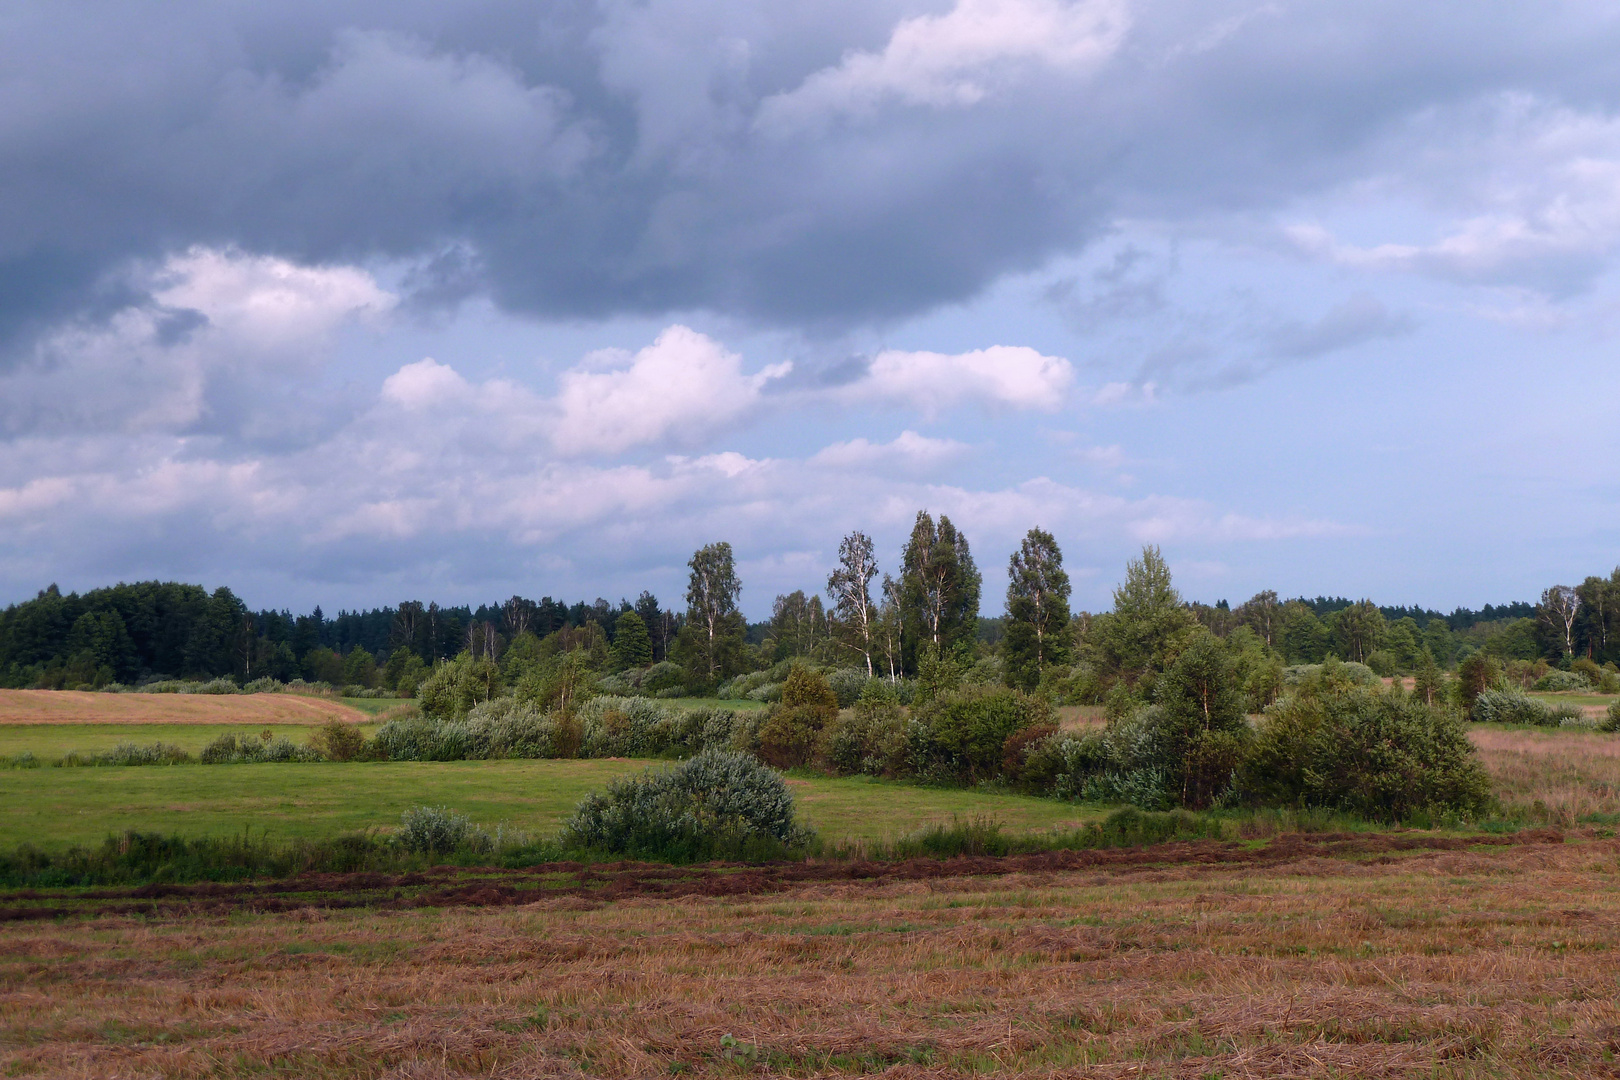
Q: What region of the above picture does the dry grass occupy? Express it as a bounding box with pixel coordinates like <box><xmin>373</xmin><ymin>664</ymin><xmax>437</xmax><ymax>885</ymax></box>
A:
<box><xmin>0</xmin><ymin>689</ymin><xmax>366</xmax><ymax>725</ymax></box>
<box><xmin>1471</xmin><ymin>726</ymin><xmax>1620</xmax><ymax>824</ymax></box>
<box><xmin>2</xmin><ymin>835</ymin><xmax>1618</xmax><ymax>1078</ymax></box>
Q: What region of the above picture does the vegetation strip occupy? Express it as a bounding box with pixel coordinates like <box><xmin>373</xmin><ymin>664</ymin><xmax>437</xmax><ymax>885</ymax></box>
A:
<box><xmin>0</xmin><ymin>827</ymin><xmax>1572</xmax><ymax>921</ymax></box>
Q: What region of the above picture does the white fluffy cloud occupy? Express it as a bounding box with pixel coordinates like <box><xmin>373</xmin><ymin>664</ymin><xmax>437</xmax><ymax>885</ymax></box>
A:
<box><xmin>848</xmin><ymin>344</ymin><xmax>1074</xmax><ymax>412</ymax></box>
<box><xmin>758</xmin><ymin>0</ymin><xmax>1127</xmax><ymax>130</ymax></box>
<box><xmin>550</xmin><ymin>325</ymin><xmax>792</xmax><ymax>455</ymax></box>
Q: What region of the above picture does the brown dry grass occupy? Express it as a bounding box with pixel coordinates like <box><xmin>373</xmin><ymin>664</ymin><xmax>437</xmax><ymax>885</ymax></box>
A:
<box><xmin>4</xmin><ymin>836</ymin><xmax>1619</xmax><ymax>1078</ymax></box>
<box><xmin>1471</xmin><ymin>726</ymin><xmax>1620</xmax><ymax>824</ymax></box>
<box><xmin>0</xmin><ymin>689</ymin><xmax>367</xmax><ymax>725</ymax></box>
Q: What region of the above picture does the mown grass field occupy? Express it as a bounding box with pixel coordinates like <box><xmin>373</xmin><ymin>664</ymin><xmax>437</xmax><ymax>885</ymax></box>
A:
<box><xmin>0</xmin><ymin>758</ymin><xmax>1106</xmax><ymax>851</ymax></box>
<box><xmin>2</xmin><ymin>829</ymin><xmax>1616</xmax><ymax>1078</ymax></box>
<box><xmin>0</xmin><ymin>688</ymin><xmax>370</xmax><ymax>724</ymax></box>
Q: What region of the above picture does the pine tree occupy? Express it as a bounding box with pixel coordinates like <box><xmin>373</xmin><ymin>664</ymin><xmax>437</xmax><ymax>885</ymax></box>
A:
<box><xmin>610</xmin><ymin>610</ymin><xmax>654</xmax><ymax>670</ymax></box>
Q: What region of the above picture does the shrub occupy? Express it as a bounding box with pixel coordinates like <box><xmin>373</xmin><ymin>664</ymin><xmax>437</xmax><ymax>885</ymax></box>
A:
<box><xmin>1601</xmin><ymin>670</ymin><xmax>1620</xmax><ymax>695</ymax></box>
<box><xmin>417</xmin><ymin>655</ymin><xmax>502</xmax><ymax>722</ymax></box>
<box><xmin>822</xmin><ymin>680</ymin><xmax>909</xmax><ymax>776</ymax></box>
<box><xmin>1533</xmin><ymin>669</ymin><xmax>1589</xmax><ymax>692</ymax></box>
<box><xmin>464</xmin><ymin>696</ymin><xmax>562</xmax><ymax>758</ymax></box>
<box><xmin>1472</xmin><ymin>687</ymin><xmax>1556</xmax><ymax>726</ymax></box>
<box><xmin>370</xmin><ymin>717</ymin><xmax>471</xmax><ymax>761</ymax></box>
<box><xmin>397</xmin><ymin>806</ymin><xmax>490</xmax><ymax>855</ymax></box>
<box><xmin>242</xmin><ymin>677</ymin><xmax>284</xmax><ymax>694</ymax></box>
<box><xmin>199</xmin><ymin>733</ymin><xmax>321</xmax><ymax>764</ymax></box>
<box><xmin>1240</xmin><ymin>687</ymin><xmax>1491</xmax><ymax>821</ymax></box>
<box><xmin>308</xmin><ymin>720</ymin><xmax>367</xmax><ymax>761</ymax></box>
<box><xmin>758</xmin><ymin>668</ymin><xmax>839</xmax><ymax>768</ymax></box>
<box><xmin>86</xmin><ymin>742</ymin><xmax>191</xmax><ymax>766</ymax></box>
<box><xmin>194</xmin><ymin>677</ymin><xmax>240</xmax><ymax>694</ymax></box>
<box><xmin>1570</xmin><ymin>656</ymin><xmax>1603</xmax><ymax>687</ymax></box>
<box><xmin>1000</xmin><ymin>722</ymin><xmax>1058</xmax><ymax>785</ymax></box>
<box><xmin>826</xmin><ymin>668</ymin><xmax>870</xmax><ymax>708</ymax></box>
<box><xmin>1604</xmin><ymin>700</ymin><xmax>1620</xmax><ymax>733</ymax></box>
<box><xmin>563</xmin><ymin>749</ymin><xmax>811</xmax><ymax>861</ymax></box>
<box><xmin>912</xmin><ymin>686</ymin><xmax>1053</xmax><ymax>783</ymax></box>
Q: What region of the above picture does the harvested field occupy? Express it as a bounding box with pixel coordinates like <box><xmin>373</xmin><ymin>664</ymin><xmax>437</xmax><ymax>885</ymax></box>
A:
<box><xmin>2</xmin><ymin>830</ymin><xmax>1616</xmax><ymax>1078</ymax></box>
<box><xmin>0</xmin><ymin>689</ymin><xmax>367</xmax><ymax>725</ymax></box>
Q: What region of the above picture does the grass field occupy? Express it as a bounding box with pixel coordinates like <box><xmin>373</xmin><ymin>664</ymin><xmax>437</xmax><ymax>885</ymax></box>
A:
<box><xmin>2</xmin><ymin>831</ymin><xmax>1615</xmax><ymax>1077</ymax></box>
<box><xmin>0</xmin><ymin>759</ymin><xmax>1104</xmax><ymax>850</ymax></box>
<box><xmin>0</xmin><ymin>688</ymin><xmax>368</xmax><ymax>725</ymax></box>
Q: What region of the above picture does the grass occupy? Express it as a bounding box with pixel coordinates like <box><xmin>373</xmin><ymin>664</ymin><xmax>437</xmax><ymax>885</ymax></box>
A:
<box><xmin>0</xmin><ymin>688</ymin><xmax>368</xmax><ymax>724</ymax></box>
<box><xmin>1</xmin><ymin>831</ymin><xmax>1614</xmax><ymax>1077</ymax></box>
<box><xmin>0</xmin><ymin>722</ymin><xmax>382</xmax><ymax>758</ymax></box>
<box><xmin>0</xmin><ymin>758</ymin><xmax>1105</xmax><ymax>851</ymax></box>
<box><xmin>1469</xmin><ymin>724</ymin><xmax>1620</xmax><ymax>824</ymax></box>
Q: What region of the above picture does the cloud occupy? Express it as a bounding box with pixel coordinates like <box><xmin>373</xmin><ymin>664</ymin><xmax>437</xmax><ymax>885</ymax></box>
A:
<box><xmin>756</xmin><ymin>0</ymin><xmax>1127</xmax><ymax>129</ymax></box>
<box><xmin>550</xmin><ymin>325</ymin><xmax>791</xmax><ymax>455</ymax></box>
<box><xmin>1266</xmin><ymin>294</ymin><xmax>1414</xmax><ymax>360</ymax></box>
<box><xmin>0</xmin><ymin>248</ymin><xmax>394</xmax><ymax>439</ymax></box>
<box><xmin>810</xmin><ymin>430</ymin><xmax>970</xmax><ymax>471</ymax></box>
<box><xmin>847</xmin><ymin>344</ymin><xmax>1074</xmax><ymax>412</ymax></box>
<box><xmin>4</xmin><ymin>4</ymin><xmax>1619</xmax><ymax>334</ymax></box>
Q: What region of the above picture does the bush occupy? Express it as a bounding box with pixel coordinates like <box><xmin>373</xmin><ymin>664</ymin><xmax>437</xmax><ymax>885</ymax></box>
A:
<box><xmin>563</xmin><ymin>749</ymin><xmax>811</xmax><ymax>861</ymax></box>
<box><xmin>242</xmin><ymin>677</ymin><xmax>284</xmax><ymax>694</ymax></box>
<box><xmin>194</xmin><ymin>677</ymin><xmax>240</xmax><ymax>694</ymax></box>
<box><xmin>826</xmin><ymin>668</ymin><xmax>870</xmax><ymax>708</ymax></box>
<box><xmin>1570</xmin><ymin>656</ymin><xmax>1603</xmax><ymax>687</ymax></box>
<box><xmin>417</xmin><ymin>655</ymin><xmax>502</xmax><ymax>722</ymax></box>
<box><xmin>1472</xmin><ymin>687</ymin><xmax>1556</xmax><ymax>726</ymax></box>
<box><xmin>1600</xmin><ymin>670</ymin><xmax>1620</xmax><ymax>695</ymax></box>
<box><xmin>1533</xmin><ymin>670</ymin><xmax>1589</xmax><ymax>692</ymax></box>
<box><xmin>371</xmin><ymin>716</ymin><xmax>471</xmax><ymax>761</ymax></box>
<box><xmin>757</xmin><ymin>668</ymin><xmax>839</xmax><ymax>768</ymax></box>
<box><xmin>308</xmin><ymin>720</ymin><xmax>367</xmax><ymax>761</ymax></box>
<box><xmin>1240</xmin><ymin>687</ymin><xmax>1491</xmax><ymax>821</ymax></box>
<box><xmin>199</xmin><ymin>733</ymin><xmax>321</xmax><ymax>764</ymax></box>
<box><xmin>397</xmin><ymin>806</ymin><xmax>490</xmax><ymax>855</ymax></box>
<box><xmin>822</xmin><ymin>680</ymin><xmax>910</xmax><ymax>776</ymax></box>
<box><xmin>79</xmin><ymin>742</ymin><xmax>191</xmax><ymax>766</ymax></box>
<box><xmin>1603</xmin><ymin>700</ymin><xmax>1620</xmax><ymax>733</ymax></box>
<box><xmin>911</xmin><ymin>686</ymin><xmax>1053</xmax><ymax>783</ymax></box>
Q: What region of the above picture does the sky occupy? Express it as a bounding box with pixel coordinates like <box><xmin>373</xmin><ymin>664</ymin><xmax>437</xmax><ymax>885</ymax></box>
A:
<box><xmin>3</xmin><ymin>0</ymin><xmax>1620</xmax><ymax>619</ymax></box>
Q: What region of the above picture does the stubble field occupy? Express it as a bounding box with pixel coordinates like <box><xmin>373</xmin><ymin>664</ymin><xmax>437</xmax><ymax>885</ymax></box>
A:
<box><xmin>2</xmin><ymin>830</ymin><xmax>1618</xmax><ymax>1078</ymax></box>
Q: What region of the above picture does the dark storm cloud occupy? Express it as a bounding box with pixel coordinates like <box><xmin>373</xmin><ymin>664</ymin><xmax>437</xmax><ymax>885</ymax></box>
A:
<box><xmin>3</xmin><ymin>0</ymin><xmax>1620</xmax><ymax>346</ymax></box>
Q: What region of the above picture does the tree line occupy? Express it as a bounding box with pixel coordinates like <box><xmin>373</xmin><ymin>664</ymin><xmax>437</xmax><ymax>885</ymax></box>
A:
<box><xmin>0</xmin><ymin>512</ymin><xmax>1606</xmax><ymax>696</ymax></box>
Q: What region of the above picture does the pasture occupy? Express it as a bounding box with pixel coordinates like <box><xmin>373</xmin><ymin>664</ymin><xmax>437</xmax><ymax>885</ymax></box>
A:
<box><xmin>0</xmin><ymin>688</ymin><xmax>369</xmax><ymax>725</ymax></box>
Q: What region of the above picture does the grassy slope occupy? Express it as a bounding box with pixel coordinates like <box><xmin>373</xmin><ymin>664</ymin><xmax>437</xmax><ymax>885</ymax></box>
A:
<box><xmin>0</xmin><ymin>759</ymin><xmax>1103</xmax><ymax>851</ymax></box>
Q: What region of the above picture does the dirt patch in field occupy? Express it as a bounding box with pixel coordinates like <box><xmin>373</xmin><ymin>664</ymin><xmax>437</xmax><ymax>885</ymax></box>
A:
<box><xmin>0</xmin><ymin>689</ymin><xmax>367</xmax><ymax>725</ymax></box>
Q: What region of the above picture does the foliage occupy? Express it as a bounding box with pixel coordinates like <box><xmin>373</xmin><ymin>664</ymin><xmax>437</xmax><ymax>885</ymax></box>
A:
<box><xmin>1471</xmin><ymin>687</ymin><xmax>1558</xmax><ymax>726</ymax></box>
<box><xmin>827</xmin><ymin>530</ymin><xmax>881</xmax><ymax>677</ymax></box>
<box><xmin>608</xmin><ymin>610</ymin><xmax>654</xmax><ymax>671</ymax></box>
<box><xmin>1456</xmin><ymin>653</ymin><xmax>1502</xmax><ymax>719</ymax></box>
<box><xmin>678</xmin><ymin>542</ymin><xmax>747</xmax><ymax>688</ymax></box>
<box><xmin>562</xmin><ymin>749</ymin><xmax>810</xmax><ymax>861</ymax></box>
<box><xmin>1240</xmin><ymin>686</ymin><xmax>1492</xmax><ymax>821</ymax></box>
<box><xmin>898</xmin><ymin>511</ymin><xmax>981</xmax><ymax>673</ymax></box>
<box><xmin>1532</xmin><ymin>669</ymin><xmax>1588</xmax><ymax>692</ymax></box>
<box><xmin>1003</xmin><ymin>527</ymin><xmax>1074</xmax><ymax>691</ymax></box>
<box><xmin>1604</xmin><ymin>699</ymin><xmax>1620</xmax><ymax>733</ymax></box>
<box><xmin>396</xmin><ymin>805</ymin><xmax>490</xmax><ymax>855</ymax></box>
<box><xmin>199</xmin><ymin>732</ymin><xmax>322</xmax><ymax>764</ymax></box>
<box><xmin>757</xmin><ymin>666</ymin><xmax>839</xmax><ymax>768</ymax></box>
<box><xmin>821</xmin><ymin>679</ymin><xmax>910</xmax><ymax>776</ymax></box>
<box><xmin>910</xmin><ymin>685</ymin><xmax>1053</xmax><ymax>783</ymax></box>
<box><xmin>417</xmin><ymin>653</ymin><xmax>502</xmax><ymax>722</ymax></box>
<box><xmin>1084</xmin><ymin>545</ymin><xmax>1197</xmax><ymax>690</ymax></box>
<box><xmin>308</xmin><ymin>720</ymin><xmax>367</xmax><ymax>761</ymax></box>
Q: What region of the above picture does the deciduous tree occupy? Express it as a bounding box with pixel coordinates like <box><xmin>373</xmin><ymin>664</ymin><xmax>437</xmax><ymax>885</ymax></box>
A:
<box><xmin>1003</xmin><ymin>527</ymin><xmax>1073</xmax><ymax>691</ymax></box>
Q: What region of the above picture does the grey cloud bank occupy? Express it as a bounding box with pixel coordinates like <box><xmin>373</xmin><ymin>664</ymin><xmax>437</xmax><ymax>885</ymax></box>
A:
<box><xmin>3</xmin><ymin>1</ymin><xmax>1620</xmax><ymax>615</ymax></box>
